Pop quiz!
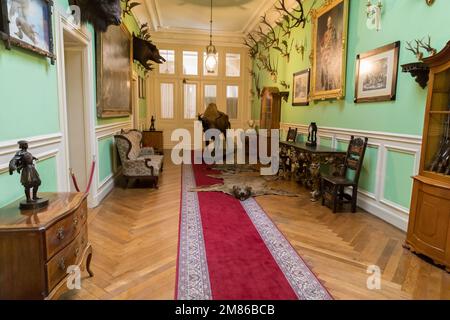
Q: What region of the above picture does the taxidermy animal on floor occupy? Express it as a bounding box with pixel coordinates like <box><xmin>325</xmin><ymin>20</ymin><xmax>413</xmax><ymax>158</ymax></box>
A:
<box><xmin>198</xmin><ymin>103</ymin><xmax>231</xmax><ymax>139</ymax></box>
<box><xmin>190</xmin><ymin>172</ymin><xmax>301</xmax><ymax>201</ymax></box>
<box><xmin>68</xmin><ymin>0</ymin><xmax>122</xmax><ymax>32</ymax></box>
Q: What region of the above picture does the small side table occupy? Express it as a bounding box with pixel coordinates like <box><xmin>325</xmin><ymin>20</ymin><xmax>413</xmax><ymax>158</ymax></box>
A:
<box><xmin>142</xmin><ymin>130</ymin><xmax>164</xmax><ymax>154</ymax></box>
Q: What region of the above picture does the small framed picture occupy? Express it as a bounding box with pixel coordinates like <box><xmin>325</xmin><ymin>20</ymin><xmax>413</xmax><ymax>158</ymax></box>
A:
<box><xmin>0</xmin><ymin>0</ymin><xmax>55</xmax><ymax>63</ymax></box>
<box><xmin>354</xmin><ymin>41</ymin><xmax>400</xmax><ymax>103</ymax></box>
<box><xmin>292</xmin><ymin>69</ymin><xmax>310</xmax><ymax>106</ymax></box>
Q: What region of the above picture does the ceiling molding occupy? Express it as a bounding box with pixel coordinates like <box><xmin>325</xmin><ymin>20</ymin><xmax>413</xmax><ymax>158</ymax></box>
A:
<box><xmin>241</xmin><ymin>0</ymin><xmax>278</xmax><ymax>35</ymax></box>
<box><xmin>151</xmin><ymin>30</ymin><xmax>247</xmax><ymax>47</ymax></box>
<box><xmin>144</xmin><ymin>0</ymin><xmax>289</xmax><ymax>39</ymax></box>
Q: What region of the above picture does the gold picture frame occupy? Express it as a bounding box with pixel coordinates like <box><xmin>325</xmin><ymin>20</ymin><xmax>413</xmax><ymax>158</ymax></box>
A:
<box><xmin>310</xmin><ymin>0</ymin><xmax>349</xmax><ymax>101</ymax></box>
<box><xmin>96</xmin><ymin>23</ymin><xmax>133</xmax><ymax>118</ymax></box>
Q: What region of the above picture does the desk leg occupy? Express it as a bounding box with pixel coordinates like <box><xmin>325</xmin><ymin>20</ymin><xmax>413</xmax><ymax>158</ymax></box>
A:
<box><xmin>309</xmin><ymin>156</ymin><xmax>322</xmax><ymax>202</ymax></box>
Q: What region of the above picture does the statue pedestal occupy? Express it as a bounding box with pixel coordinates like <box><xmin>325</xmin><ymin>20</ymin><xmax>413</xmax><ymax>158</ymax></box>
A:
<box><xmin>20</xmin><ymin>198</ymin><xmax>49</xmax><ymax>210</ymax></box>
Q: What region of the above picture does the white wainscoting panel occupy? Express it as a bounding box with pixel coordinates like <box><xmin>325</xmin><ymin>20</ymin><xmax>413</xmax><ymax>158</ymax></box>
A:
<box><xmin>280</xmin><ymin>123</ymin><xmax>422</xmax><ymax>231</ymax></box>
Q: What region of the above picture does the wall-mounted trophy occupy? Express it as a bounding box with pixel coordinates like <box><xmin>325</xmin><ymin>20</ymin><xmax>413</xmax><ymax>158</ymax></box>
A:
<box><xmin>306</xmin><ymin>122</ymin><xmax>318</xmax><ymax>148</ymax></box>
<box><xmin>9</xmin><ymin>141</ymin><xmax>49</xmax><ymax>210</ymax></box>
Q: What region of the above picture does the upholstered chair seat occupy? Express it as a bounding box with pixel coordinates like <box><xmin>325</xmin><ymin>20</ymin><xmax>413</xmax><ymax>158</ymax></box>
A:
<box><xmin>115</xmin><ymin>130</ymin><xmax>163</xmax><ymax>188</ymax></box>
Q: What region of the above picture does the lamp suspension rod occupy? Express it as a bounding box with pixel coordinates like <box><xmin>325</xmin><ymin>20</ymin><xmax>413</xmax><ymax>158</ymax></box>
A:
<box><xmin>209</xmin><ymin>0</ymin><xmax>213</xmax><ymax>45</ymax></box>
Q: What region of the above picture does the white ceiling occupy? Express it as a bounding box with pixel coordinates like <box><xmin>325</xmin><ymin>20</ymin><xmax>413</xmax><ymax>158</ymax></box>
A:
<box><xmin>132</xmin><ymin>0</ymin><xmax>280</xmax><ymax>36</ymax></box>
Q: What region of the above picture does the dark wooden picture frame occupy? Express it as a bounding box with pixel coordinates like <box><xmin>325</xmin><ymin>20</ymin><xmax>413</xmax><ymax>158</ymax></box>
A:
<box><xmin>96</xmin><ymin>23</ymin><xmax>133</xmax><ymax>118</ymax></box>
<box><xmin>292</xmin><ymin>69</ymin><xmax>310</xmax><ymax>106</ymax></box>
<box><xmin>0</xmin><ymin>0</ymin><xmax>55</xmax><ymax>64</ymax></box>
<box><xmin>354</xmin><ymin>41</ymin><xmax>400</xmax><ymax>103</ymax></box>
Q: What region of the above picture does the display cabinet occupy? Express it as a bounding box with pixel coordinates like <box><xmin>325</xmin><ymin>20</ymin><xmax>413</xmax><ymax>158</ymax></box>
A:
<box><xmin>260</xmin><ymin>87</ymin><xmax>284</xmax><ymax>131</ymax></box>
<box><xmin>405</xmin><ymin>41</ymin><xmax>450</xmax><ymax>272</ymax></box>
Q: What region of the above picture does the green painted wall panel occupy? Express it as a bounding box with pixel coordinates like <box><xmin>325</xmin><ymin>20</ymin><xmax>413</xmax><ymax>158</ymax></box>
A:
<box><xmin>359</xmin><ymin>146</ymin><xmax>378</xmax><ymax>194</ymax></box>
<box><xmin>0</xmin><ymin>157</ymin><xmax>58</xmax><ymax>208</ymax></box>
<box><xmin>384</xmin><ymin>150</ymin><xmax>415</xmax><ymax>209</ymax></box>
<box><xmin>98</xmin><ymin>137</ymin><xmax>115</xmax><ymax>183</ymax></box>
<box><xmin>320</xmin><ymin>137</ymin><xmax>332</xmax><ymax>148</ymax></box>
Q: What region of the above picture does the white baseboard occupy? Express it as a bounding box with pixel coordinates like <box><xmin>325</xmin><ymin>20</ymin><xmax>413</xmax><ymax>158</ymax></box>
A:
<box><xmin>92</xmin><ymin>170</ymin><xmax>122</xmax><ymax>208</ymax></box>
<box><xmin>357</xmin><ymin>192</ymin><xmax>408</xmax><ymax>231</ymax></box>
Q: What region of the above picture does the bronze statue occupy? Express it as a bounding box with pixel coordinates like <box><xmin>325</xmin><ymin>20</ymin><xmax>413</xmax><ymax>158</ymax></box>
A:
<box><xmin>9</xmin><ymin>141</ymin><xmax>48</xmax><ymax>210</ymax></box>
<box><xmin>150</xmin><ymin>116</ymin><xmax>156</xmax><ymax>131</ymax></box>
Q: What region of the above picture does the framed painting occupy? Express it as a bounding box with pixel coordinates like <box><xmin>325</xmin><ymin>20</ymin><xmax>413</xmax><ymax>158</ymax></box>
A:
<box><xmin>310</xmin><ymin>0</ymin><xmax>349</xmax><ymax>101</ymax></box>
<box><xmin>354</xmin><ymin>41</ymin><xmax>400</xmax><ymax>103</ymax></box>
<box><xmin>96</xmin><ymin>23</ymin><xmax>132</xmax><ymax>118</ymax></box>
<box><xmin>292</xmin><ymin>69</ymin><xmax>310</xmax><ymax>106</ymax></box>
<box><xmin>0</xmin><ymin>0</ymin><xmax>55</xmax><ymax>63</ymax></box>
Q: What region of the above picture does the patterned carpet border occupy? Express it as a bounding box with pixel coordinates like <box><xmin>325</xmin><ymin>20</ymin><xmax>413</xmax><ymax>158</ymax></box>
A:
<box><xmin>241</xmin><ymin>199</ymin><xmax>332</xmax><ymax>300</ymax></box>
<box><xmin>176</xmin><ymin>165</ymin><xmax>212</xmax><ymax>300</ymax></box>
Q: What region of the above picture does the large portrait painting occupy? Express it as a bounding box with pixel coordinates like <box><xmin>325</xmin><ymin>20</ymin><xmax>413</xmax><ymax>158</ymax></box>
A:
<box><xmin>310</xmin><ymin>0</ymin><xmax>349</xmax><ymax>101</ymax></box>
<box><xmin>354</xmin><ymin>42</ymin><xmax>400</xmax><ymax>103</ymax></box>
<box><xmin>97</xmin><ymin>23</ymin><xmax>132</xmax><ymax>118</ymax></box>
<box><xmin>0</xmin><ymin>0</ymin><xmax>55</xmax><ymax>62</ymax></box>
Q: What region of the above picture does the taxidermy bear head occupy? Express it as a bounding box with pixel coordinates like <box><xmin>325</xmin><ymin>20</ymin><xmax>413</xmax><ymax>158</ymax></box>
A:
<box><xmin>133</xmin><ymin>36</ymin><xmax>166</xmax><ymax>70</ymax></box>
<box><xmin>69</xmin><ymin>0</ymin><xmax>122</xmax><ymax>32</ymax></box>
<box><xmin>232</xmin><ymin>185</ymin><xmax>253</xmax><ymax>201</ymax></box>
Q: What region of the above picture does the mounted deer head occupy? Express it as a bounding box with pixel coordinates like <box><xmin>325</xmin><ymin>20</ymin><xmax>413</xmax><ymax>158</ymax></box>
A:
<box><xmin>68</xmin><ymin>0</ymin><xmax>122</xmax><ymax>32</ymax></box>
<box><xmin>406</xmin><ymin>40</ymin><xmax>424</xmax><ymax>61</ymax></box>
<box><xmin>417</xmin><ymin>36</ymin><xmax>437</xmax><ymax>56</ymax></box>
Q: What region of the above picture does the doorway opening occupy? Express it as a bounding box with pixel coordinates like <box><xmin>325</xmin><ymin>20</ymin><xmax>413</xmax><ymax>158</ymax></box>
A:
<box><xmin>63</xmin><ymin>30</ymin><xmax>88</xmax><ymax>192</ymax></box>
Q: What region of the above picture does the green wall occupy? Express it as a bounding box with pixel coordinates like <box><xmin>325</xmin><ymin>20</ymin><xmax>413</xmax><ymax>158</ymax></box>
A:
<box><xmin>0</xmin><ymin>1</ymin><xmax>146</xmax><ymax>207</ymax></box>
<box><xmin>0</xmin><ymin>157</ymin><xmax>58</xmax><ymax>208</ymax></box>
<box><xmin>253</xmin><ymin>0</ymin><xmax>450</xmax><ymax>212</ymax></box>
<box><xmin>253</xmin><ymin>0</ymin><xmax>450</xmax><ymax>136</ymax></box>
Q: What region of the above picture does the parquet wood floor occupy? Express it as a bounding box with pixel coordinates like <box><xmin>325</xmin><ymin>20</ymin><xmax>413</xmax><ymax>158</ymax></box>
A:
<box><xmin>66</xmin><ymin>158</ymin><xmax>450</xmax><ymax>300</ymax></box>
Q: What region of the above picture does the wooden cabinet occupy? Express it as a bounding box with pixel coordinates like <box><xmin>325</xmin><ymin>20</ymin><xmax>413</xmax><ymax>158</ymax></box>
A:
<box><xmin>406</xmin><ymin>41</ymin><xmax>450</xmax><ymax>272</ymax></box>
<box><xmin>142</xmin><ymin>130</ymin><xmax>164</xmax><ymax>154</ymax></box>
<box><xmin>260</xmin><ymin>87</ymin><xmax>283</xmax><ymax>131</ymax></box>
<box><xmin>0</xmin><ymin>193</ymin><xmax>93</xmax><ymax>299</ymax></box>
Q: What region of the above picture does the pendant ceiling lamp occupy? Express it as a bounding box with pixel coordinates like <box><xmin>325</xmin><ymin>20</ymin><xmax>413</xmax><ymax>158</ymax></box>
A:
<box><xmin>205</xmin><ymin>0</ymin><xmax>217</xmax><ymax>73</ymax></box>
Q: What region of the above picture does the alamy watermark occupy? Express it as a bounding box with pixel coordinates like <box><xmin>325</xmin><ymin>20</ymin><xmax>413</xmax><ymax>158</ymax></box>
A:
<box><xmin>171</xmin><ymin>121</ymin><xmax>280</xmax><ymax>176</ymax></box>
<box><xmin>366</xmin><ymin>265</ymin><xmax>381</xmax><ymax>290</ymax></box>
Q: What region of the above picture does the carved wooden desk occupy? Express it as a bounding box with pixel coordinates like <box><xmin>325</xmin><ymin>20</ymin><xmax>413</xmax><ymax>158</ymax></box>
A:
<box><xmin>0</xmin><ymin>193</ymin><xmax>93</xmax><ymax>300</ymax></box>
<box><xmin>279</xmin><ymin>141</ymin><xmax>346</xmax><ymax>201</ymax></box>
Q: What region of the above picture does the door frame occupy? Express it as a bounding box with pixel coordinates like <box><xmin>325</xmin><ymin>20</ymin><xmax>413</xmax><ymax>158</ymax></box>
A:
<box><xmin>55</xmin><ymin>12</ymin><xmax>97</xmax><ymax>207</ymax></box>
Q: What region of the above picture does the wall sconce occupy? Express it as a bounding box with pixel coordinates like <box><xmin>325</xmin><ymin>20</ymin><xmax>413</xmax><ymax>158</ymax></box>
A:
<box><xmin>366</xmin><ymin>0</ymin><xmax>382</xmax><ymax>32</ymax></box>
<box><xmin>426</xmin><ymin>0</ymin><xmax>435</xmax><ymax>5</ymax></box>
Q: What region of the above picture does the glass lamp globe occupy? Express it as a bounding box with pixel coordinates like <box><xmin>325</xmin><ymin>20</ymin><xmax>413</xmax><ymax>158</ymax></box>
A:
<box><xmin>205</xmin><ymin>44</ymin><xmax>217</xmax><ymax>74</ymax></box>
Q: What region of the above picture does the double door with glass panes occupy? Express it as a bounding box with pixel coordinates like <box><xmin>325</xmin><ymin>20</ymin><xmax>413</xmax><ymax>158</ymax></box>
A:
<box><xmin>154</xmin><ymin>49</ymin><xmax>245</xmax><ymax>139</ymax></box>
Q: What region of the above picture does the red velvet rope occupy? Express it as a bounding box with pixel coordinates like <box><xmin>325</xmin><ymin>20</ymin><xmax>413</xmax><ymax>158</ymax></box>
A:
<box><xmin>70</xmin><ymin>157</ymin><xmax>96</xmax><ymax>195</ymax></box>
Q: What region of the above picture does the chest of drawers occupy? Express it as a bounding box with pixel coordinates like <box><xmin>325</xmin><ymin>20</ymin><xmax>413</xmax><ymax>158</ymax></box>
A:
<box><xmin>0</xmin><ymin>193</ymin><xmax>93</xmax><ymax>299</ymax></box>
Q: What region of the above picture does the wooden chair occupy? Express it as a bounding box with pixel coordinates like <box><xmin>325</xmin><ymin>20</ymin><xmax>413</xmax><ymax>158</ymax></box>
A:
<box><xmin>286</xmin><ymin>127</ymin><xmax>298</xmax><ymax>142</ymax></box>
<box><xmin>321</xmin><ymin>136</ymin><xmax>368</xmax><ymax>213</ymax></box>
<box><xmin>279</xmin><ymin>128</ymin><xmax>298</xmax><ymax>177</ymax></box>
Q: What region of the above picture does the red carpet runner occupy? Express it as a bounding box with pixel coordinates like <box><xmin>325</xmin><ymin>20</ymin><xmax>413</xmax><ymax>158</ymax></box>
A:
<box><xmin>176</xmin><ymin>163</ymin><xmax>332</xmax><ymax>300</ymax></box>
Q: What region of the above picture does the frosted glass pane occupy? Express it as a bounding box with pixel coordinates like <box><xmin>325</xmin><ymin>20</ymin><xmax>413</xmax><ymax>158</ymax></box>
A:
<box><xmin>184</xmin><ymin>84</ymin><xmax>197</xmax><ymax>119</ymax></box>
<box><xmin>227</xmin><ymin>85</ymin><xmax>238</xmax><ymax>119</ymax></box>
<box><xmin>183</xmin><ymin>51</ymin><xmax>198</xmax><ymax>75</ymax></box>
<box><xmin>159</xmin><ymin>50</ymin><xmax>175</xmax><ymax>74</ymax></box>
<box><xmin>161</xmin><ymin>83</ymin><xmax>174</xmax><ymax>119</ymax></box>
<box><xmin>204</xmin><ymin>85</ymin><xmax>217</xmax><ymax>109</ymax></box>
<box><xmin>226</xmin><ymin>53</ymin><xmax>240</xmax><ymax>77</ymax></box>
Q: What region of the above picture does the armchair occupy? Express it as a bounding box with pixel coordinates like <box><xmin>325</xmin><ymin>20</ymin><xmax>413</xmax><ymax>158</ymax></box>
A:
<box><xmin>115</xmin><ymin>130</ymin><xmax>164</xmax><ymax>188</ymax></box>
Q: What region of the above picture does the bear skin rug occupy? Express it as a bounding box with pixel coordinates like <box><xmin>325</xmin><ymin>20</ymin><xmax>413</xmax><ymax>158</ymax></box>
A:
<box><xmin>189</xmin><ymin>166</ymin><xmax>302</xmax><ymax>201</ymax></box>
